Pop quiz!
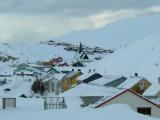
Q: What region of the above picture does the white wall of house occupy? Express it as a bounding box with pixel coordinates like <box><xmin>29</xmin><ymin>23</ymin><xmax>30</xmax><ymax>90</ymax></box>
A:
<box><xmin>99</xmin><ymin>91</ymin><xmax>160</xmax><ymax>118</ymax></box>
<box><xmin>48</xmin><ymin>79</ymin><xmax>53</xmax><ymax>93</ymax></box>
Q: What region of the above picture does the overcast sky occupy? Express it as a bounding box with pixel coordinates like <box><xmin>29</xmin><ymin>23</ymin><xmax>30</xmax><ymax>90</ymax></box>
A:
<box><xmin>0</xmin><ymin>0</ymin><xmax>160</xmax><ymax>42</ymax></box>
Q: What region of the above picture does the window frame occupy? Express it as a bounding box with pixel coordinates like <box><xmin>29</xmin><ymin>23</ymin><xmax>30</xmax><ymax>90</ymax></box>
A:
<box><xmin>137</xmin><ymin>107</ymin><xmax>151</xmax><ymax>116</ymax></box>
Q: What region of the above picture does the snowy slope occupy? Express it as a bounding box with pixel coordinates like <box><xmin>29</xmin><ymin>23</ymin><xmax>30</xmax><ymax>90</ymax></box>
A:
<box><xmin>55</xmin><ymin>14</ymin><xmax>160</xmax><ymax>49</ymax></box>
<box><xmin>0</xmin><ymin>43</ymin><xmax>75</xmax><ymax>63</ymax></box>
<box><xmin>88</xmin><ymin>33</ymin><xmax>160</xmax><ymax>84</ymax></box>
<box><xmin>1</xmin><ymin>14</ymin><xmax>160</xmax><ymax>84</ymax></box>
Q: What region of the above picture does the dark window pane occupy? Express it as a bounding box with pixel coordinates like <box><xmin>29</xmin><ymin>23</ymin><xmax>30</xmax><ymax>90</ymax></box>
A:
<box><xmin>137</xmin><ymin>107</ymin><xmax>151</xmax><ymax>116</ymax></box>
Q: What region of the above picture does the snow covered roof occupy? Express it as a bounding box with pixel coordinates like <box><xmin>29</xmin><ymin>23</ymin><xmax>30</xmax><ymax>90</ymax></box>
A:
<box><xmin>64</xmin><ymin>71</ymin><xmax>80</xmax><ymax>79</ymax></box>
<box><xmin>47</xmin><ymin>67</ymin><xmax>60</xmax><ymax>74</ymax></box>
<box><xmin>143</xmin><ymin>84</ymin><xmax>160</xmax><ymax>96</ymax></box>
<box><xmin>117</xmin><ymin>76</ymin><xmax>147</xmax><ymax>89</ymax></box>
<box><xmin>60</xmin><ymin>83</ymin><xmax>120</xmax><ymax>97</ymax></box>
<box><xmin>78</xmin><ymin>72</ymin><xmax>97</xmax><ymax>81</ymax></box>
<box><xmin>42</xmin><ymin>73</ymin><xmax>65</xmax><ymax>82</ymax></box>
<box><xmin>55</xmin><ymin>74</ymin><xmax>66</xmax><ymax>80</ymax></box>
<box><xmin>93</xmin><ymin>89</ymin><xmax>160</xmax><ymax>109</ymax></box>
<box><xmin>83</xmin><ymin>73</ymin><xmax>103</xmax><ymax>83</ymax></box>
<box><xmin>90</xmin><ymin>75</ymin><xmax>125</xmax><ymax>86</ymax></box>
<box><xmin>15</xmin><ymin>67</ymin><xmax>41</xmax><ymax>73</ymax></box>
<box><xmin>42</xmin><ymin>75</ymin><xmax>55</xmax><ymax>82</ymax></box>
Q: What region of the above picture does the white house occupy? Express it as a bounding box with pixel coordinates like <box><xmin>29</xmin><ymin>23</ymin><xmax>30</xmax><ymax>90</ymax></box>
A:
<box><xmin>93</xmin><ymin>89</ymin><xmax>160</xmax><ymax>118</ymax></box>
<box><xmin>42</xmin><ymin>73</ymin><xmax>65</xmax><ymax>95</ymax></box>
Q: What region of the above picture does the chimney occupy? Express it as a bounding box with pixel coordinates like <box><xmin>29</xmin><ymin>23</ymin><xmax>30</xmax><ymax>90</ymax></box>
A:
<box><xmin>135</xmin><ymin>73</ymin><xmax>138</xmax><ymax>77</ymax></box>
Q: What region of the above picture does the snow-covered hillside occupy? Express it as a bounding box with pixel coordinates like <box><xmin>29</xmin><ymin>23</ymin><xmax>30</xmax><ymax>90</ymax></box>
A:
<box><xmin>52</xmin><ymin>14</ymin><xmax>160</xmax><ymax>84</ymax></box>
<box><xmin>1</xmin><ymin>14</ymin><xmax>160</xmax><ymax>84</ymax></box>
<box><xmin>88</xmin><ymin>33</ymin><xmax>160</xmax><ymax>84</ymax></box>
<box><xmin>55</xmin><ymin>14</ymin><xmax>160</xmax><ymax>49</ymax></box>
<box><xmin>0</xmin><ymin>43</ymin><xmax>75</xmax><ymax>63</ymax></box>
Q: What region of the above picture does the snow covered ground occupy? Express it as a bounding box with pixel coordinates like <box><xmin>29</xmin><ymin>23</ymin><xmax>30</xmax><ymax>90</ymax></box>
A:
<box><xmin>88</xmin><ymin>33</ymin><xmax>160</xmax><ymax>84</ymax></box>
<box><xmin>0</xmin><ymin>43</ymin><xmax>75</xmax><ymax>63</ymax></box>
<box><xmin>0</xmin><ymin>102</ymin><xmax>158</xmax><ymax>120</ymax></box>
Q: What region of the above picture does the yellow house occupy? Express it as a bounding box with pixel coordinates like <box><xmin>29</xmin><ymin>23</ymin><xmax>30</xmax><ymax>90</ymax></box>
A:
<box><xmin>61</xmin><ymin>71</ymin><xmax>82</xmax><ymax>92</ymax></box>
<box><xmin>118</xmin><ymin>76</ymin><xmax>151</xmax><ymax>95</ymax></box>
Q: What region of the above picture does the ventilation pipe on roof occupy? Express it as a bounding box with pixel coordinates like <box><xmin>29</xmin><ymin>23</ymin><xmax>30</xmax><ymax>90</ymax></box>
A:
<box><xmin>135</xmin><ymin>73</ymin><xmax>138</xmax><ymax>77</ymax></box>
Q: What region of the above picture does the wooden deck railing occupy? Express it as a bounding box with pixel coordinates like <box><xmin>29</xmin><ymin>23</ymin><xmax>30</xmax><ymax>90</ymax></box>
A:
<box><xmin>44</xmin><ymin>97</ymin><xmax>67</xmax><ymax>109</ymax></box>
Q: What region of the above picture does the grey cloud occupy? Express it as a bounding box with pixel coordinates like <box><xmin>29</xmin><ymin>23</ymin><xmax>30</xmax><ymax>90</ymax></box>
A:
<box><xmin>0</xmin><ymin>0</ymin><xmax>160</xmax><ymax>16</ymax></box>
<box><xmin>0</xmin><ymin>0</ymin><xmax>160</xmax><ymax>42</ymax></box>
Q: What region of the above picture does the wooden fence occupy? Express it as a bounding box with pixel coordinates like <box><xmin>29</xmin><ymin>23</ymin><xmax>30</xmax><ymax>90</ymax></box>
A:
<box><xmin>44</xmin><ymin>97</ymin><xmax>67</xmax><ymax>109</ymax></box>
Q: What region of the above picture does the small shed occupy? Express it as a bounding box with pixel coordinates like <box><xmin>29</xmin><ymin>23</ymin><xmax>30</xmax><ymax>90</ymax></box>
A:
<box><xmin>48</xmin><ymin>40</ymin><xmax>55</xmax><ymax>45</ymax></box>
<box><xmin>61</xmin><ymin>71</ymin><xmax>82</xmax><ymax>92</ymax></box>
<box><xmin>2</xmin><ymin>98</ymin><xmax>16</xmax><ymax>109</ymax></box>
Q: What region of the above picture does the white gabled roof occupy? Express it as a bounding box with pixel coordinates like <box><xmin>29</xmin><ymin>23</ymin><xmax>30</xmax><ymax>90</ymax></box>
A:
<box><xmin>92</xmin><ymin>89</ymin><xmax>160</xmax><ymax>109</ymax></box>
<box><xmin>42</xmin><ymin>73</ymin><xmax>65</xmax><ymax>82</ymax></box>
<box><xmin>90</xmin><ymin>75</ymin><xmax>122</xmax><ymax>86</ymax></box>
<box><xmin>143</xmin><ymin>84</ymin><xmax>160</xmax><ymax>96</ymax></box>
<box><xmin>64</xmin><ymin>71</ymin><xmax>79</xmax><ymax>78</ymax></box>
<box><xmin>55</xmin><ymin>74</ymin><xmax>65</xmax><ymax>80</ymax></box>
<box><xmin>60</xmin><ymin>83</ymin><xmax>120</xmax><ymax>97</ymax></box>
<box><xmin>117</xmin><ymin>76</ymin><xmax>145</xmax><ymax>89</ymax></box>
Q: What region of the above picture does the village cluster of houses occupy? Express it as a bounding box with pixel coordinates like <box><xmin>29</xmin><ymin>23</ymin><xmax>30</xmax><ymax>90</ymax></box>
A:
<box><xmin>9</xmin><ymin>59</ymin><xmax>159</xmax><ymax>118</ymax></box>
<box><xmin>42</xmin><ymin>40</ymin><xmax>114</xmax><ymax>55</ymax></box>
<box><xmin>1</xmin><ymin>57</ymin><xmax>160</xmax><ymax>118</ymax></box>
<box><xmin>0</xmin><ymin>41</ymin><xmax>160</xmax><ymax>118</ymax></box>
<box><xmin>58</xmin><ymin>71</ymin><xmax>160</xmax><ymax>118</ymax></box>
<box><xmin>37</xmin><ymin>42</ymin><xmax>98</xmax><ymax>68</ymax></box>
<box><xmin>0</xmin><ymin>52</ymin><xmax>17</xmax><ymax>62</ymax></box>
<box><xmin>17</xmin><ymin>62</ymin><xmax>159</xmax><ymax>118</ymax></box>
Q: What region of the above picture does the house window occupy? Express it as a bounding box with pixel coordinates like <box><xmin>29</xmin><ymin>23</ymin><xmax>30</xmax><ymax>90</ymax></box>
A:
<box><xmin>139</xmin><ymin>81</ymin><xmax>145</xmax><ymax>90</ymax></box>
<box><xmin>137</xmin><ymin>107</ymin><xmax>151</xmax><ymax>116</ymax></box>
